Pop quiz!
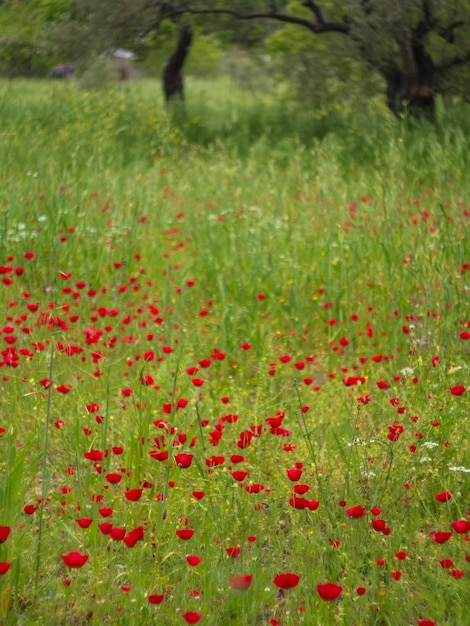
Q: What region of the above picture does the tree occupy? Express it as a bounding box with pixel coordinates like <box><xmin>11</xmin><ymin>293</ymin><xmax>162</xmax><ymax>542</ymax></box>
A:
<box><xmin>176</xmin><ymin>0</ymin><xmax>470</xmax><ymax>117</ymax></box>
<box><xmin>163</xmin><ymin>24</ymin><xmax>192</xmax><ymax>100</ymax></box>
<box><xmin>54</xmin><ymin>0</ymin><xmax>470</xmax><ymax>115</ymax></box>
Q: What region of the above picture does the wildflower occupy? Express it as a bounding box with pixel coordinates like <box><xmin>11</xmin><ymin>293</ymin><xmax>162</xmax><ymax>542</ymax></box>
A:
<box><xmin>0</xmin><ymin>527</ymin><xmax>11</xmax><ymax>543</ymax></box>
<box><xmin>182</xmin><ymin>612</ymin><xmax>203</xmax><ymax>624</ymax></box>
<box><xmin>450</xmin><ymin>385</ymin><xmax>466</xmax><ymax>396</ymax></box>
<box><xmin>451</xmin><ymin>519</ymin><xmax>470</xmax><ymax>534</ymax></box>
<box><xmin>229</xmin><ymin>574</ymin><xmax>252</xmax><ymax>590</ymax></box>
<box><xmin>148</xmin><ymin>594</ymin><xmax>164</xmax><ymax>605</ymax></box>
<box><xmin>273</xmin><ymin>573</ymin><xmax>300</xmax><ymax>589</ymax></box>
<box><xmin>124</xmin><ymin>489</ymin><xmax>143</xmax><ymax>501</ymax></box>
<box><xmin>430</xmin><ymin>531</ymin><xmax>452</xmax><ymax>544</ymax></box>
<box><xmin>225</xmin><ymin>547</ymin><xmax>241</xmax><ymax>558</ymax></box>
<box><xmin>286</xmin><ymin>468</ymin><xmax>302</xmax><ymax>481</ymax></box>
<box><xmin>345</xmin><ymin>505</ymin><xmax>367</xmax><ymax>519</ymax></box>
<box><xmin>175</xmin><ymin>454</ymin><xmax>194</xmax><ymax>469</ymax></box>
<box><xmin>316</xmin><ymin>583</ymin><xmax>343</xmax><ymax>601</ymax></box>
<box><xmin>61</xmin><ymin>551</ymin><xmax>89</xmax><ymax>568</ymax></box>
<box><xmin>76</xmin><ymin>518</ymin><xmax>93</xmax><ymax>529</ymax></box>
<box><xmin>176</xmin><ymin>529</ymin><xmax>194</xmax><ymax>540</ymax></box>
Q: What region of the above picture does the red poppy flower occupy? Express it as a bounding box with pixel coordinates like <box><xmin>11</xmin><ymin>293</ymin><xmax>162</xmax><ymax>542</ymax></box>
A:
<box><xmin>294</xmin><ymin>484</ymin><xmax>310</xmax><ymax>495</ymax></box>
<box><xmin>345</xmin><ymin>505</ymin><xmax>367</xmax><ymax>519</ymax></box>
<box><xmin>434</xmin><ymin>490</ymin><xmax>453</xmax><ymax>502</ymax></box>
<box><xmin>125</xmin><ymin>489</ymin><xmax>143</xmax><ymax>501</ymax></box>
<box><xmin>232</xmin><ymin>471</ymin><xmax>249</xmax><ymax>481</ymax></box>
<box><xmin>175</xmin><ymin>454</ymin><xmax>194</xmax><ymax>469</ymax></box>
<box><xmin>186</xmin><ymin>555</ymin><xmax>202</xmax><ymax>566</ymax></box>
<box><xmin>110</xmin><ymin>527</ymin><xmax>126</xmax><ymax>541</ymax></box>
<box><xmin>307</xmin><ymin>500</ymin><xmax>320</xmax><ymax>511</ymax></box>
<box><xmin>289</xmin><ymin>496</ymin><xmax>308</xmax><ymax>509</ymax></box>
<box><xmin>371</xmin><ymin>519</ymin><xmax>387</xmax><ymax>532</ymax></box>
<box><xmin>229</xmin><ymin>574</ymin><xmax>252</xmax><ymax>590</ymax></box>
<box><xmin>439</xmin><ymin>559</ymin><xmax>454</xmax><ymax>568</ymax></box>
<box><xmin>176</xmin><ymin>529</ymin><xmax>194</xmax><ymax>540</ymax></box>
<box><xmin>316</xmin><ymin>583</ymin><xmax>343</xmax><ymax>601</ymax></box>
<box><xmin>56</xmin><ymin>384</ymin><xmax>72</xmax><ymax>394</ymax></box>
<box><xmin>106</xmin><ymin>473</ymin><xmax>122</xmax><ymax>484</ymax></box>
<box><xmin>356</xmin><ymin>587</ymin><xmax>366</xmax><ymax>596</ymax></box>
<box><xmin>245</xmin><ymin>484</ymin><xmax>264</xmax><ymax>494</ymax></box>
<box><xmin>449</xmin><ymin>569</ymin><xmax>464</xmax><ymax>579</ymax></box>
<box><xmin>182</xmin><ymin>612</ymin><xmax>203</xmax><ymax>624</ymax></box>
<box><xmin>76</xmin><ymin>518</ymin><xmax>93</xmax><ymax>529</ymax></box>
<box><xmin>126</xmin><ymin>526</ymin><xmax>144</xmax><ymax>543</ymax></box>
<box><xmin>148</xmin><ymin>594</ymin><xmax>164</xmax><ymax>605</ymax></box>
<box><xmin>376</xmin><ymin>381</ymin><xmax>389</xmax><ymax>389</ymax></box>
<box><xmin>0</xmin><ymin>562</ymin><xmax>11</xmax><ymax>575</ymax></box>
<box><xmin>286</xmin><ymin>468</ymin><xmax>302</xmax><ymax>481</ymax></box>
<box><xmin>451</xmin><ymin>519</ymin><xmax>470</xmax><ymax>534</ymax></box>
<box><xmin>273</xmin><ymin>573</ymin><xmax>300</xmax><ymax>589</ymax></box>
<box><xmin>226</xmin><ymin>546</ymin><xmax>241</xmax><ymax>558</ymax></box>
<box><xmin>98</xmin><ymin>523</ymin><xmax>113</xmax><ymax>535</ymax></box>
<box><xmin>61</xmin><ymin>551</ymin><xmax>89</xmax><ymax>568</ymax></box>
<box><xmin>450</xmin><ymin>385</ymin><xmax>466</xmax><ymax>396</ymax></box>
<box><xmin>431</xmin><ymin>531</ymin><xmax>452</xmax><ymax>544</ymax></box>
<box><xmin>0</xmin><ymin>526</ymin><xmax>11</xmax><ymax>543</ymax></box>
<box><xmin>391</xmin><ymin>571</ymin><xmax>402</xmax><ymax>581</ymax></box>
<box><xmin>418</xmin><ymin>620</ymin><xmax>436</xmax><ymax>626</ymax></box>
<box><xmin>84</xmin><ymin>449</ymin><xmax>104</xmax><ymax>461</ymax></box>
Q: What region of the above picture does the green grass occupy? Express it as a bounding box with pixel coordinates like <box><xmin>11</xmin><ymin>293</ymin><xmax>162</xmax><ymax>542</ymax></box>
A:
<box><xmin>0</xmin><ymin>77</ymin><xmax>469</xmax><ymax>625</ymax></box>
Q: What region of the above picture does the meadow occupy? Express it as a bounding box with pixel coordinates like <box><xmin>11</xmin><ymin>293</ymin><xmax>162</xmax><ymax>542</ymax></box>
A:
<box><xmin>0</xmin><ymin>77</ymin><xmax>469</xmax><ymax>625</ymax></box>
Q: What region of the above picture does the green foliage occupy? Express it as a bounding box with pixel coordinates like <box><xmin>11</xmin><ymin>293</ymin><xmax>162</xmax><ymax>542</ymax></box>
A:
<box><xmin>264</xmin><ymin>1</ymin><xmax>378</xmax><ymax>105</ymax></box>
<box><xmin>0</xmin><ymin>0</ymin><xmax>71</xmax><ymax>75</ymax></box>
<box><xmin>186</xmin><ymin>33</ymin><xmax>223</xmax><ymax>78</ymax></box>
<box><xmin>78</xmin><ymin>58</ymin><xmax>118</xmax><ymax>90</ymax></box>
<box><xmin>221</xmin><ymin>46</ymin><xmax>270</xmax><ymax>89</ymax></box>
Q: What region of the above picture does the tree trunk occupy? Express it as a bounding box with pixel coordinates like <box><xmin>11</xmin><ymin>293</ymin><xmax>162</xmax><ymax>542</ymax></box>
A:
<box><xmin>384</xmin><ymin>34</ymin><xmax>437</xmax><ymax>119</ymax></box>
<box><xmin>163</xmin><ymin>25</ymin><xmax>192</xmax><ymax>102</ymax></box>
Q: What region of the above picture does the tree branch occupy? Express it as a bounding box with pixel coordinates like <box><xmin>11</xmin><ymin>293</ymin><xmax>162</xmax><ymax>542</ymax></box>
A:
<box><xmin>437</xmin><ymin>49</ymin><xmax>470</xmax><ymax>73</ymax></box>
<box><xmin>302</xmin><ymin>1</ymin><xmax>325</xmax><ymax>25</ymax></box>
<box><xmin>167</xmin><ymin>7</ymin><xmax>349</xmax><ymax>35</ymax></box>
<box><xmin>435</xmin><ymin>20</ymin><xmax>465</xmax><ymax>44</ymax></box>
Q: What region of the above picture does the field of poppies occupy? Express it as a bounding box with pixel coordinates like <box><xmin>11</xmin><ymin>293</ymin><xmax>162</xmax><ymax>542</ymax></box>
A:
<box><xmin>0</xmin><ymin>79</ymin><xmax>469</xmax><ymax>625</ymax></box>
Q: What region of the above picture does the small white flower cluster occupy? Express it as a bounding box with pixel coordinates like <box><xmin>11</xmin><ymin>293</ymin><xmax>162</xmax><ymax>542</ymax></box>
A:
<box><xmin>449</xmin><ymin>466</ymin><xmax>470</xmax><ymax>473</ymax></box>
<box><xmin>347</xmin><ymin>438</ymin><xmax>376</xmax><ymax>447</ymax></box>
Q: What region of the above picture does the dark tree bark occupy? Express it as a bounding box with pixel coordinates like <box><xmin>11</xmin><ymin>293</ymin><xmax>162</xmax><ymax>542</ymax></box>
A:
<box><xmin>383</xmin><ymin>35</ymin><xmax>437</xmax><ymax>118</ymax></box>
<box><xmin>163</xmin><ymin>25</ymin><xmax>192</xmax><ymax>102</ymax></box>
